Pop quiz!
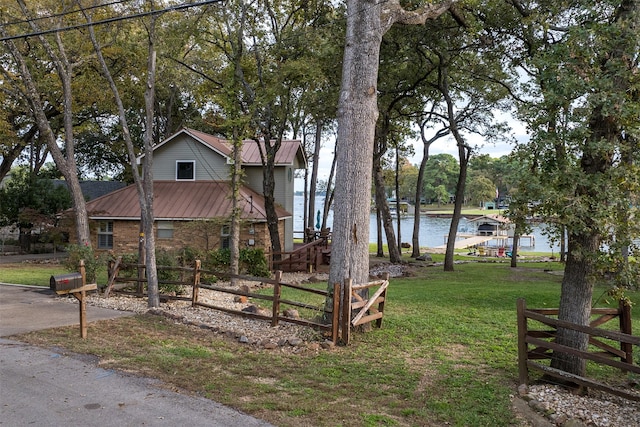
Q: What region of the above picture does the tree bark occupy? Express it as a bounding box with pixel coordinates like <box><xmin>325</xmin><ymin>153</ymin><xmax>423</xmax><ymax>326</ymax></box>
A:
<box><xmin>307</xmin><ymin>121</ymin><xmax>323</xmax><ymax>235</ymax></box>
<box><xmin>328</xmin><ymin>0</ymin><xmax>453</xmax><ymax>310</ymax></box>
<box><xmin>412</xmin><ymin>122</ymin><xmax>449</xmax><ymax>258</ymax></box>
<box><xmin>373</xmin><ymin>153</ymin><xmax>401</xmax><ymax>263</ymax></box>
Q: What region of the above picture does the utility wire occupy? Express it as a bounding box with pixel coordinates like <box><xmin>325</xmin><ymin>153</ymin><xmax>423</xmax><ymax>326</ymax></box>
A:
<box><xmin>2</xmin><ymin>0</ymin><xmax>132</xmax><ymax>27</ymax></box>
<box><xmin>0</xmin><ymin>0</ymin><xmax>222</xmax><ymax>42</ymax></box>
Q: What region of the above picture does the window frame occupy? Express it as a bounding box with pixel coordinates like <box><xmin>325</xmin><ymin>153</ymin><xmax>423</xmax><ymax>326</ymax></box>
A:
<box><xmin>157</xmin><ymin>221</ymin><xmax>174</xmax><ymax>239</ymax></box>
<box><xmin>97</xmin><ymin>221</ymin><xmax>114</xmax><ymax>249</ymax></box>
<box><xmin>176</xmin><ymin>160</ymin><xmax>196</xmax><ymax>181</ymax></box>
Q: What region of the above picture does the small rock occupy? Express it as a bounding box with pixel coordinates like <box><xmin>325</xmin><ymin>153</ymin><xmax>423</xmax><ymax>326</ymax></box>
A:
<box><xmin>320</xmin><ymin>340</ymin><xmax>335</xmax><ymax>349</ymax></box>
<box><xmin>518</xmin><ymin>384</ymin><xmax>528</xmax><ymax>397</ymax></box>
<box><xmin>283</xmin><ymin>308</ymin><xmax>299</xmax><ymax>319</ymax></box>
<box><xmin>416</xmin><ymin>254</ymin><xmax>433</xmax><ymax>261</ymax></box>
<box><xmin>238</xmin><ymin>336</ymin><xmax>249</xmax><ymax>343</ymax></box>
<box><xmin>288</xmin><ymin>338</ymin><xmax>302</xmax><ymax>346</ymax></box>
<box><xmin>263</xmin><ymin>342</ymin><xmax>278</xmax><ymax>349</ymax></box>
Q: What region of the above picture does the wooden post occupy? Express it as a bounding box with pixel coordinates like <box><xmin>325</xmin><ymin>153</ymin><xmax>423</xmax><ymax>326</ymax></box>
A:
<box><xmin>79</xmin><ymin>259</ymin><xmax>86</xmax><ymax>286</ymax></box>
<box><xmin>78</xmin><ymin>260</ymin><xmax>88</xmax><ymax>339</ymax></box>
<box><xmin>191</xmin><ymin>260</ymin><xmax>201</xmax><ymax>307</ymax></box>
<box><xmin>104</xmin><ymin>256</ymin><xmax>121</xmax><ymax>298</ymax></box>
<box><xmin>137</xmin><ymin>230</ymin><xmax>145</xmax><ymax>295</ymax></box>
<box><xmin>331</xmin><ymin>282</ymin><xmax>340</xmax><ymax>344</ymax></box>
<box><xmin>517</xmin><ymin>298</ymin><xmax>529</xmax><ymax>385</ymax></box>
<box><xmin>341</xmin><ymin>278</ymin><xmax>352</xmax><ymax>345</ymax></box>
<box><xmin>271</xmin><ymin>270</ymin><xmax>282</xmax><ymax>327</ymax></box>
<box><xmin>376</xmin><ymin>273</ymin><xmax>389</xmax><ymax>328</ymax></box>
<box><xmin>619</xmin><ymin>300</ymin><xmax>633</xmax><ymax>364</ymax></box>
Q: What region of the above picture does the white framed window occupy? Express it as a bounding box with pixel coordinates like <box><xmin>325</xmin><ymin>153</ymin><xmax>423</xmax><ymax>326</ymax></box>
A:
<box><xmin>176</xmin><ymin>160</ymin><xmax>195</xmax><ymax>180</ymax></box>
<box><xmin>97</xmin><ymin>221</ymin><xmax>113</xmax><ymax>249</ymax></box>
<box><xmin>221</xmin><ymin>224</ymin><xmax>230</xmax><ymax>250</ymax></box>
<box><xmin>157</xmin><ymin>221</ymin><xmax>174</xmax><ymax>239</ymax></box>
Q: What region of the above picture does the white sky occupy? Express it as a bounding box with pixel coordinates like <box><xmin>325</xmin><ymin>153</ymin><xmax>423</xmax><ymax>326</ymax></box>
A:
<box><xmin>297</xmin><ymin>113</ymin><xmax>530</xmax><ymax>191</ymax></box>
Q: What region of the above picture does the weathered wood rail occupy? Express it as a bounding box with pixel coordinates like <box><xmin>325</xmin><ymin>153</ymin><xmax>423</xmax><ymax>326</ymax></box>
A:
<box><xmin>105</xmin><ymin>259</ymin><xmax>388</xmax><ymax>345</ymax></box>
<box><xmin>517</xmin><ymin>298</ymin><xmax>640</xmax><ymax>401</ymax></box>
<box><xmin>269</xmin><ymin>237</ymin><xmax>330</xmax><ymax>273</ymax></box>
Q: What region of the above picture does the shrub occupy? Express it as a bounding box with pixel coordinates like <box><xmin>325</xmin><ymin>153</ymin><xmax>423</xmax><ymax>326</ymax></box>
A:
<box><xmin>64</xmin><ymin>244</ymin><xmax>103</xmax><ymax>284</ymax></box>
<box><xmin>240</xmin><ymin>248</ymin><xmax>270</xmax><ymax>277</ymax></box>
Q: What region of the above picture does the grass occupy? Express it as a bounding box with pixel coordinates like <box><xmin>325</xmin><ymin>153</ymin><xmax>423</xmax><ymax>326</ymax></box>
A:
<box><xmin>6</xmin><ymin>258</ymin><xmax>640</xmax><ymax>427</ymax></box>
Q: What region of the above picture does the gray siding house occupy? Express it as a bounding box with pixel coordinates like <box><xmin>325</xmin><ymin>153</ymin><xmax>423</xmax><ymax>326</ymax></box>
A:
<box><xmin>80</xmin><ymin>128</ymin><xmax>306</xmax><ymax>254</ymax></box>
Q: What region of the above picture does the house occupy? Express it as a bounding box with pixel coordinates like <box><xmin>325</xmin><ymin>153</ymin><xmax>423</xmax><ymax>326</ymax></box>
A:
<box><xmin>76</xmin><ymin>128</ymin><xmax>306</xmax><ymax>255</ymax></box>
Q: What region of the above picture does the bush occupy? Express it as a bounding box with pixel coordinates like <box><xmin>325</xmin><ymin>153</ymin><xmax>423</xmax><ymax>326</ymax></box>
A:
<box><xmin>240</xmin><ymin>248</ymin><xmax>270</xmax><ymax>277</ymax></box>
<box><xmin>205</xmin><ymin>248</ymin><xmax>269</xmax><ymax>277</ymax></box>
<box><xmin>64</xmin><ymin>244</ymin><xmax>103</xmax><ymax>284</ymax></box>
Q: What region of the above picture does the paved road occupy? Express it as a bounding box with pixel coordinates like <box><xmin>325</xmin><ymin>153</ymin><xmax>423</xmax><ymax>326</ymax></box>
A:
<box><xmin>0</xmin><ymin>284</ymin><xmax>274</xmax><ymax>427</ymax></box>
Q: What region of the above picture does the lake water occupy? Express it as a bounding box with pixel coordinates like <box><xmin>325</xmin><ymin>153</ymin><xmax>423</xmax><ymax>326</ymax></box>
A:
<box><xmin>294</xmin><ymin>196</ymin><xmax>561</xmax><ymax>253</ymax></box>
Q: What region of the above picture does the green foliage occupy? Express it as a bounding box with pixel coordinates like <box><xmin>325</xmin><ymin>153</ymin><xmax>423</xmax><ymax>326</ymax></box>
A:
<box><xmin>239</xmin><ymin>248</ymin><xmax>270</xmax><ymax>277</ymax></box>
<box><xmin>205</xmin><ymin>247</ymin><xmax>270</xmax><ymax>277</ymax></box>
<box><xmin>64</xmin><ymin>244</ymin><xmax>103</xmax><ymax>284</ymax></box>
<box><xmin>0</xmin><ymin>167</ymin><xmax>71</xmax><ymax>229</ymax></box>
<box><xmin>155</xmin><ymin>249</ymin><xmax>184</xmax><ymax>295</ymax></box>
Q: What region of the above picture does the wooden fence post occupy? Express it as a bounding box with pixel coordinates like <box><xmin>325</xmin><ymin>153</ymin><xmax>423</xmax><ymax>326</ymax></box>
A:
<box><xmin>271</xmin><ymin>270</ymin><xmax>283</xmax><ymax>327</ymax></box>
<box><xmin>620</xmin><ymin>300</ymin><xmax>633</xmax><ymax>364</ymax></box>
<box><xmin>78</xmin><ymin>260</ymin><xmax>88</xmax><ymax>339</ymax></box>
<box><xmin>191</xmin><ymin>260</ymin><xmax>201</xmax><ymax>307</ymax></box>
<box><xmin>341</xmin><ymin>278</ymin><xmax>352</xmax><ymax>345</ymax></box>
<box><xmin>331</xmin><ymin>282</ymin><xmax>340</xmax><ymax>344</ymax></box>
<box><xmin>517</xmin><ymin>298</ymin><xmax>529</xmax><ymax>385</ymax></box>
<box><xmin>377</xmin><ymin>273</ymin><xmax>389</xmax><ymax>328</ymax></box>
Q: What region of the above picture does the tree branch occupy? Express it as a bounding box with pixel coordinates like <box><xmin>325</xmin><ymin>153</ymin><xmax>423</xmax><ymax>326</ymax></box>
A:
<box><xmin>381</xmin><ymin>0</ymin><xmax>456</xmax><ymax>34</ymax></box>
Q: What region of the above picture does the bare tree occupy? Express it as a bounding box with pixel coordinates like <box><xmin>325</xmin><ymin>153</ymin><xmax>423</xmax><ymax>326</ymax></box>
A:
<box><xmin>81</xmin><ymin>4</ymin><xmax>161</xmax><ymax>307</ymax></box>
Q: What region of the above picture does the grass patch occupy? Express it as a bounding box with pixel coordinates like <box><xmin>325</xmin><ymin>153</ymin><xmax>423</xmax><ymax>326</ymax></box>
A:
<box><xmin>0</xmin><ymin>261</ymin><xmax>108</xmax><ymax>286</ymax></box>
<box><xmin>8</xmin><ymin>260</ymin><xmax>640</xmax><ymax>427</ymax></box>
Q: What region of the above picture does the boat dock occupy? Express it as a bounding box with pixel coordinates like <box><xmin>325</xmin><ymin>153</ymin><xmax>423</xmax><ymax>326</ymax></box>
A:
<box><xmin>434</xmin><ymin>233</ymin><xmax>535</xmax><ymax>250</ymax></box>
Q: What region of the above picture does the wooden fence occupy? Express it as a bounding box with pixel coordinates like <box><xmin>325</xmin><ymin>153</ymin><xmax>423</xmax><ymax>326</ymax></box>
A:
<box><xmin>105</xmin><ymin>258</ymin><xmax>388</xmax><ymax>345</ymax></box>
<box><xmin>269</xmin><ymin>236</ymin><xmax>330</xmax><ymax>273</ymax></box>
<box><xmin>517</xmin><ymin>298</ymin><xmax>640</xmax><ymax>401</ymax></box>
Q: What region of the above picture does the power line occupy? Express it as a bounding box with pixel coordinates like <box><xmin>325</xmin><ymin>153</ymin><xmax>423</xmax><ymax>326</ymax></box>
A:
<box><xmin>0</xmin><ymin>0</ymin><xmax>222</xmax><ymax>42</ymax></box>
<box><xmin>2</xmin><ymin>0</ymin><xmax>132</xmax><ymax>27</ymax></box>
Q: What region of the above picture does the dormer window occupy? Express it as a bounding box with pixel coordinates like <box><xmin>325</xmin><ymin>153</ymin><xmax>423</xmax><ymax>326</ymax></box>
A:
<box><xmin>176</xmin><ymin>160</ymin><xmax>195</xmax><ymax>180</ymax></box>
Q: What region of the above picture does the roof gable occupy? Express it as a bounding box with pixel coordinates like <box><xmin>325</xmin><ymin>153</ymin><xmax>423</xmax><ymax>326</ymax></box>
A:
<box><xmin>138</xmin><ymin>128</ymin><xmax>306</xmax><ymax>168</ymax></box>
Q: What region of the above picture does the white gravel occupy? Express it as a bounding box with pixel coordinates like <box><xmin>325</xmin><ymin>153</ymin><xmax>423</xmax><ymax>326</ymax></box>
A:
<box><xmin>523</xmin><ymin>383</ymin><xmax>640</xmax><ymax>426</ymax></box>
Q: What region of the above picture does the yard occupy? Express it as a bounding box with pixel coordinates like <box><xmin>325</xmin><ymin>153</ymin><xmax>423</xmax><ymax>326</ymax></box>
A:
<box><xmin>3</xmin><ymin>257</ymin><xmax>639</xmax><ymax>426</ymax></box>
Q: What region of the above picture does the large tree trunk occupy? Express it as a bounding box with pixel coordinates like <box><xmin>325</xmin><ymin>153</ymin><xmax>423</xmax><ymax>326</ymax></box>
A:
<box><xmin>141</xmin><ymin>28</ymin><xmax>159</xmax><ymax>308</ymax></box>
<box><xmin>328</xmin><ymin>0</ymin><xmax>383</xmax><ymax>291</ymax></box>
<box><xmin>229</xmin><ymin>131</ymin><xmax>243</xmax><ymax>284</ymax></box>
<box><xmin>551</xmin><ymin>230</ymin><xmax>599</xmax><ymax>377</ymax></box>
<box><xmin>327</xmin><ymin>0</ymin><xmax>453</xmax><ymax>311</ymax></box>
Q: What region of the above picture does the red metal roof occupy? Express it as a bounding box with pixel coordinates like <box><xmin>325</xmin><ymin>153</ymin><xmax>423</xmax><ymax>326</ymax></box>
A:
<box><xmin>85</xmin><ymin>181</ymin><xmax>291</xmax><ymax>221</ymax></box>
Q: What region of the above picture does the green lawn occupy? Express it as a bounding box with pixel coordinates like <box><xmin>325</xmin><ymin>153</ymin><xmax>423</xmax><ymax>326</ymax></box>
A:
<box><xmin>10</xmin><ymin>259</ymin><xmax>638</xmax><ymax>426</ymax></box>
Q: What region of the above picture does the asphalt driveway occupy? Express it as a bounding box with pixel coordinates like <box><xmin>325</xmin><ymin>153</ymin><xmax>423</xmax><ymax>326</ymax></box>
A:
<box><xmin>0</xmin><ymin>284</ymin><xmax>273</xmax><ymax>426</ymax></box>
